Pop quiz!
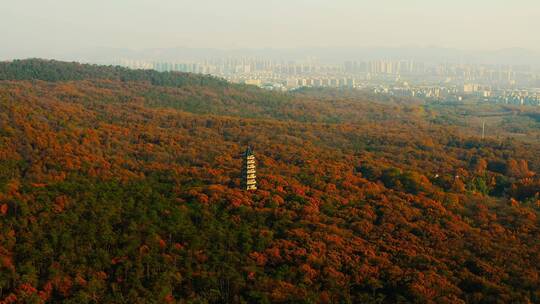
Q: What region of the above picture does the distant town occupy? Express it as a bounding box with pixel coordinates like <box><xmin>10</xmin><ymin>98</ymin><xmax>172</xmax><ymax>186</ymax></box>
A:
<box><xmin>112</xmin><ymin>58</ymin><xmax>540</xmax><ymax>106</ymax></box>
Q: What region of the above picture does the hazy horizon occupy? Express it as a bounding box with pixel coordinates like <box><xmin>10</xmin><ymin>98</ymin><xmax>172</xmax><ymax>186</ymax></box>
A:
<box><xmin>2</xmin><ymin>0</ymin><xmax>539</xmax><ymax>60</ymax></box>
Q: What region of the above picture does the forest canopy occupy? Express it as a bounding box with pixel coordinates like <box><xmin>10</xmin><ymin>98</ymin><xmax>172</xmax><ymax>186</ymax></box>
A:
<box><xmin>1</xmin><ymin>60</ymin><xmax>540</xmax><ymax>303</ymax></box>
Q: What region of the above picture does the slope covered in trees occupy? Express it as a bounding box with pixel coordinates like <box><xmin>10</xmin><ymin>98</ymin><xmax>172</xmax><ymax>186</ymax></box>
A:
<box><xmin>1</xmin><ymin>60</ymin><xmax>540</xmax><ymax>303</ymax></box>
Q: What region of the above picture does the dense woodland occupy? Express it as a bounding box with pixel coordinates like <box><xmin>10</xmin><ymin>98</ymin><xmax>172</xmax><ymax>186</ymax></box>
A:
<box><xmin>1</xmin><ymin>59</ymin><xmax>540</xmax><ymax>303</ymax></box>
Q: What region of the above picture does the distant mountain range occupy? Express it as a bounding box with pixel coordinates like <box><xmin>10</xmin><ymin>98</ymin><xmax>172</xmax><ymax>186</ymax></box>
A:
<box><xmin>3</xmin><ymin>47</ymin><xmax>540</xmax><ymax>65</ymax></box>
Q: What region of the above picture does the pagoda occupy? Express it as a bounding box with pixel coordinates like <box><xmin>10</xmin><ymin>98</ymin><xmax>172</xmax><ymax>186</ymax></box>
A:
<box><xmin>242</xmin><ymin>147</ymin><xmax>257</xmax><ymax>191</ymax></box>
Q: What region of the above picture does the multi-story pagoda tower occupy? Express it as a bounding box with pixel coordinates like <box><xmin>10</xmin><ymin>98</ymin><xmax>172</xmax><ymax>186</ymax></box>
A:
<box><xmin>242</xmin><ymin>147</ymin><xmax>257</xmax><ymax>191</ymax></box>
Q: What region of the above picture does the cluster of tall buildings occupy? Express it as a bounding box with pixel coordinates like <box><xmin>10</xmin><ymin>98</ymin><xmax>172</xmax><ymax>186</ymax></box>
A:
<box><xmin>110</xmin><ymin>57</ymin><xmax>540</xmax><ymax>94</ymax></box>
<box><xmin>344</xmin><ymin>60</ymin><xmax>425</xmax><ymax>75</ymax></box>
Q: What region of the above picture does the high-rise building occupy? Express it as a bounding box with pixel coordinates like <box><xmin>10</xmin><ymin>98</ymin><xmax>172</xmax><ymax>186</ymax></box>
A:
<box><xmin>242</xmin><ymin>147</ymin><xmax>257</xmax><ymax>191</ymax></box>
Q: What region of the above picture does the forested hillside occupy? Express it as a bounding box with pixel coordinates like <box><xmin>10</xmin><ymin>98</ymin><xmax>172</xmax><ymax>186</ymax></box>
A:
<box><xmin>1</xmin><ymin>60</ymin><xmax>540</xmax><ymax>303</ymax></box>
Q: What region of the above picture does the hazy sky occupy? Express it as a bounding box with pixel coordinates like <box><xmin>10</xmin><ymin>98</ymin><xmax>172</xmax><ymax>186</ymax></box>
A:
<box><xmin>1</xmin><ymin>0</ymin><xmax>539</xmax><ymax>56</ymax></box>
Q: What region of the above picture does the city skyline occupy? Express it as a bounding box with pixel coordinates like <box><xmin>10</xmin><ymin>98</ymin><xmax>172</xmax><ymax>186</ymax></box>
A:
<box><xmin>4</xmin><ymin>46</ymin><xmax>540</xmax><ymax>67</ymax></box>
<box><xmin>107</xmin><ymin>55</ymin><xmax>540</xmax><ymax>106</ymax></box>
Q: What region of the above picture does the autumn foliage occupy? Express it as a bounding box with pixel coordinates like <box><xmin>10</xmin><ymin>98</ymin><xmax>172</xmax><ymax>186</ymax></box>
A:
<box><xmin>1</xmin><ymin>60</ymin><xmax>540</xmax><ymax>303</ymax></box>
